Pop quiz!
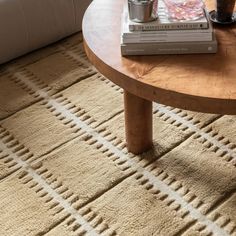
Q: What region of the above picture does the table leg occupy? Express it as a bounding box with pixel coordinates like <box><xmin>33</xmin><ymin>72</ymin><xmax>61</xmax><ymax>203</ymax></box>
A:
<box><xmin>124</xmin><ymin>90</ymin><xmax>153</xmax><ymax>154</ymax></box>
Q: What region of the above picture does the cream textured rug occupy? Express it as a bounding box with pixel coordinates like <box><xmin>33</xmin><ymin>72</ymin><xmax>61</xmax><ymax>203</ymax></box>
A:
<box><xmin>0</xmin><ymin>33</ymin><xmax>236</xmax><ymax>236</ymax></box>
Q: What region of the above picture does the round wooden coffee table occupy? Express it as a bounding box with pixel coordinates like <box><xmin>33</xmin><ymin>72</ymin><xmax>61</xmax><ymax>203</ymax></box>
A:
<box><xmin>82</xmin><ymin>0</ymin><xmax>236</xmax><ymax>154</ymax></box>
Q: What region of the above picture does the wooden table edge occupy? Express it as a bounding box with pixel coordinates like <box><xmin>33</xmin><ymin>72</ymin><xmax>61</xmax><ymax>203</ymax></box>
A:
<box><xmin>83</xmin><ymin>40</ymin><xmax>236</xmax><ymax>115</ymax></box>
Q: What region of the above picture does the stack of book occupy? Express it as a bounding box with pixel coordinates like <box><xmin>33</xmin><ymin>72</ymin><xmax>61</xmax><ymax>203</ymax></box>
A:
<box><xmin>121</xmin><ymin>0</ymin><xmax>217</xmax><ymax>55</ymax></box>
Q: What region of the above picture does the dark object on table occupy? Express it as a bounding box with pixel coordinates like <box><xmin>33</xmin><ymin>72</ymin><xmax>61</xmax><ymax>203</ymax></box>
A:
<box><xmin>215</xmin><ymin>0</ymin><xmax>236</xmax><ymax>22</ymax></box>
<box><xmin>209</xmin><ymin>10</ymin><xmax>236</xmax><ymax>24</ymax></box>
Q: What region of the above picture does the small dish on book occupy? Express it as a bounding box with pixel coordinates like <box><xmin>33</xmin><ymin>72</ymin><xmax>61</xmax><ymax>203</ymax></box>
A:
<box><xmin>209</xmin><ymin>10</ymin><xmax>236</xmax><ymax>25</ymax></box>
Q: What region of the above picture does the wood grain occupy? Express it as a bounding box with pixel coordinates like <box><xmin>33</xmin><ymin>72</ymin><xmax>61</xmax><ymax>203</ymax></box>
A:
<box><xmin>124</xmin><ymin>91</ymin><xmax>153</xmax><ymax>154</ymax></box>
<box><xmin>83</xmin><ymin>0</ymin><xmax>236</xmax><ymax>115</ymax></box>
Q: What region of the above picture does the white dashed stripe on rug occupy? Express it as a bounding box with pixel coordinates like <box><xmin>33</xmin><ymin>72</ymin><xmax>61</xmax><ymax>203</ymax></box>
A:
<box><xmin>9</xmin><ymin>69</ymin><xmax>233</xmax><ymax>236</ymax></box>
<box><xmin>0</xmin><ymin>137</ymin><xmax>102</xmax><ymax>236</ymax></box>
<box><xmin>153</xmin><ymin>104</ymin><xmax>236</xmax><ymax>165</ymax></box>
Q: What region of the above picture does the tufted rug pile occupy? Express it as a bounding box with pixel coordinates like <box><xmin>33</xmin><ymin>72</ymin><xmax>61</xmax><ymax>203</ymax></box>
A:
<box><xmin>0</xmin><ymin>33</ymin><xmax>235</xmax><ymax>236</ymax></box>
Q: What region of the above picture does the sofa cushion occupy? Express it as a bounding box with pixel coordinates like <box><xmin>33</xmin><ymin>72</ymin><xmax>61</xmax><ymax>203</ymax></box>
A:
<box><xmin>0</xmin><ymin>0</ymin><xmax>91</xmax><ymax>64</ymax></box>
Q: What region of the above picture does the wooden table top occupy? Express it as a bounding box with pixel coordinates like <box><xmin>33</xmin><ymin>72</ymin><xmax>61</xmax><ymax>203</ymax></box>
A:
<box><xmin>82</xmin><ymin>0</ymin><xmax>236</xmax><ymax>114</ymax></box>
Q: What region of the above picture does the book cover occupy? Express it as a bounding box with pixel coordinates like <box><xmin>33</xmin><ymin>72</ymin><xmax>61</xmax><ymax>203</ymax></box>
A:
<box><xmin>122</xmin><ymin>34</ymin><xmax>213</xmax><ymax>43</ymax></box>
<box><xmin>121</xmin><ymin>37</ymin><xmax>217</xmax><ymax>55</ymax></box>
<box><xmin>126</xmin><ymin>0</ymin><xmax>209</xmax><ymax>31</ymax></box>
<box><xmin>121</xmin><ymin>12</ymin><xmax>213</xmax><ymax>43</ymax></box>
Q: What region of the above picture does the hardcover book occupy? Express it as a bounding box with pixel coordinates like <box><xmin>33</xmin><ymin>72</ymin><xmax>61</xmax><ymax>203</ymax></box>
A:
<box><xmin>126</xmin><ymin>0</ymin><xmax>209</xmax><ymax>31</ymax></box>
<box><xmin>121</xmin><ymin>11</ymin><xmax>213</xmax><ymax>43</ymax></box>
<box><xmin>121</xmin><ymin>36</ymin><xmax>217</xmax><ymax>55</ymax></box>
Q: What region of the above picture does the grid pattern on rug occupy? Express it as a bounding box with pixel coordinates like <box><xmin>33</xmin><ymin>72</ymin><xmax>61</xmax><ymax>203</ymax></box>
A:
<box><xmin>0</xmin><ymin>33</ymin><xmax>236</xmax><ymax>236</ymax></box>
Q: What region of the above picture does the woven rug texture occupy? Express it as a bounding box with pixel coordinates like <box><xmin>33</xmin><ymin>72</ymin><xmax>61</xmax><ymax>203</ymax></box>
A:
<box><xmin>0</xmin><ymin>33</ymin><xmax>236</xmax><ymax>236</ymax></box>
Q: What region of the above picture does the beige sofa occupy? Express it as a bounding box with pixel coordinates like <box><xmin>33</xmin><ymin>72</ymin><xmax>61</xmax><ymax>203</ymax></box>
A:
<box><xmin>0</xmin><ymin>0</ymin><xmax>91</xmax><ymax>64</ymax></box>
